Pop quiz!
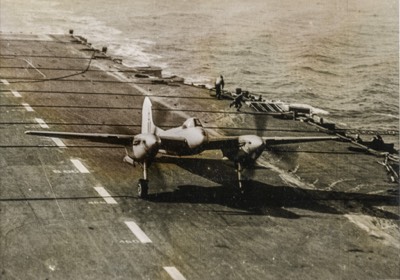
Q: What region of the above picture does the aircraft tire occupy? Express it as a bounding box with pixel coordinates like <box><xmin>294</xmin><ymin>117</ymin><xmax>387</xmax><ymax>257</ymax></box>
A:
<box><xmin>138</xmin><ymin>179</ymin><xmax>149</xmax><ymax>199</ymax></box>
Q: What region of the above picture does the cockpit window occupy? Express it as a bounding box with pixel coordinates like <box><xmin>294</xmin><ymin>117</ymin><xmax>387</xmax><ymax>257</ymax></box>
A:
<box><xmin>194</xmin><ymin>118</ymin><xmax>202</xmax><ymax>127</ymax></box>
<box><xmin>182</xmin><ymin>118</ymin><xmax>203</xmax><ymax>128</ymax></box>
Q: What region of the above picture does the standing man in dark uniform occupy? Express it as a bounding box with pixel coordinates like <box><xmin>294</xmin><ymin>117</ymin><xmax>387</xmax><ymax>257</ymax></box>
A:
<box><xmin>215</xmin><ymin>75</ymin><xmax>224</xmax><ymax>99</ymax></box>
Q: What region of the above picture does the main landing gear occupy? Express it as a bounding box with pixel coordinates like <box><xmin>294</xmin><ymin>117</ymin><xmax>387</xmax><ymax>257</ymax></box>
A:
<box><xmin>137</xmin><ymin>179</ymin><xmax>148</xmax><ymax>199</ymax></box>
<box><xmin>236</xmin><ymin>162</ymin><xmax>251</xmax><ymax>195</ymax></box>
<box><xmin>137</xmin><ymin>161</ymin><xmax>149</xmax><ymax>199</ymax></box>
<box><xmin>123</xmin><ymin>153</ymin><xmax>150</xmax><ymax>199</ymax></box>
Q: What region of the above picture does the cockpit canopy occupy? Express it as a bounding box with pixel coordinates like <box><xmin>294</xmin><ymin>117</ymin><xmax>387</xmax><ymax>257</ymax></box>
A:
<box><xmin>182</xmin><ymin>118</ymin><xmax>203</xmax><ymax>129</ymax></box>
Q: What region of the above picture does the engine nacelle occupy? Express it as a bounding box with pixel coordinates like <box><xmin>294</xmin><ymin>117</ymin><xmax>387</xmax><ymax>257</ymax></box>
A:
<box><xmin>223</xmin><ymin>135</ymin><xmax>265</xmax><ymax>166</ymax></box>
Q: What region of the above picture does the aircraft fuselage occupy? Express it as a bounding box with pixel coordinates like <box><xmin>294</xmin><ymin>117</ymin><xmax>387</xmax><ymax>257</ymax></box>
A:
<box><xmin>159</xmin><ymin>126</ymin><xmax>209</xmax><ymax>156</ymax></box>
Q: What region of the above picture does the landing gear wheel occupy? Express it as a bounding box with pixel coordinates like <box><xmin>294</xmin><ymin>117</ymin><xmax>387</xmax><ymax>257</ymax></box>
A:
<box><xmin>137</xmin><ymin>179</ymin><xmax>149</xmax><ymax>199</ymax></box>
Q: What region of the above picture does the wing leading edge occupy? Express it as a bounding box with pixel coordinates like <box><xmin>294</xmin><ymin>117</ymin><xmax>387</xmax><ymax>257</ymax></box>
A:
<box><xmin>25</xmin><ymin>131</ymin><xmax>134</xmax><ymax>145</ymax></box>
<box><xmin>26</xmin><ymin>131</ymin><xmax>339</xmax><ymax>150</ymax></box>
<box><xmin>263</xmin><ymin>136</ymin><xmax>339</xmax><ymax>146</ymax></box>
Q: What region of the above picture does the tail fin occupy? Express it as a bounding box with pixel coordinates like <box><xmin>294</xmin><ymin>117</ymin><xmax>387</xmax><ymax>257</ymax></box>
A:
<box><xmin>141</xmin><ymin>97</ymin><xmax>157</xmax><ymax>134</ymax></box>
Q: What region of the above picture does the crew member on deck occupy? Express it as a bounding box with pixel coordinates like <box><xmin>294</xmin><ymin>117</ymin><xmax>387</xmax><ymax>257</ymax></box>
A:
<box><xmin>215</xmin><ymin>75</ymin><xmax>225</xmax><ymax>99</ymax></box>
<box><xmin>230</xmin><ymin>88</ymin><xmax>245</xmax><ymax>111</ymax></box>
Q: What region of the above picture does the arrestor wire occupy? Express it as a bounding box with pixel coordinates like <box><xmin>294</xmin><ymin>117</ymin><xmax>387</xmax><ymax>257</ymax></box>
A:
<box><xmin>5</xmin><ymin>50</ymin><xmax>96</xmax><ymax>84</ymax></box>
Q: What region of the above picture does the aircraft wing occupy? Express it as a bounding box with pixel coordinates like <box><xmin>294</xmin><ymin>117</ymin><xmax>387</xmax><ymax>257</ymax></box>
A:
<box><xmin>25</xmin><ymin>130</ymin><xmax>134</xmax><ymax>145</ymax></box>
<box><xmin>263</xmin><ymin>136</ymin><xmax>339</xmax><ymax>146</ymax></box>
<box><xmin>203</xmin><ymin>135</ymin><xmax>339</xmax><ymax>150</ymax></box>
<box><xmin>203</xmin><ymin>136</ymin><xmax>240</xmax><ymax>150</ymax></box>
<box><xmin>158</xmin><ymin>135</ymin><xmax>190</xmax><ymax>151</ymax></box>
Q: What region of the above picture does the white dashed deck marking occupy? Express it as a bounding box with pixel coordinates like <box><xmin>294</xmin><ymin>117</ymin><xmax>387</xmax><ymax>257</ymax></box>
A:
<box><xmin>1</xmin><ymin>79</ymin><xmax>10</xmax><ymax>85</ymax></box>
<box><xmin>163</xmin><ymin>267</ymin><xmax>186</xmax><ymax>280</ymax></box>
<box><xmin>70</xmin><ymin>159</ymin><xmax>90</xmax><ymax>173</ymax></box>
<box><xmin>51</xmin><ymin>138</ymin><xmax>66</xmax><ymax>148</ymax></box>
<box><xmin>35</xmin><ymin>118</ymin><xmax>49</xmax><ymax>128</ymax></box>
<box><xmin>124</xmin><ymin>221</ymin><xmax>152</xmax><ymax>244</ymax></box>
<box><xmin>94</xmin><ymin>186</ymin><xmax>117</xmax><ymax>204</ymax></box>
<box><xmin>11</xmin><ymin>90</ymin><xmax>22</xmax><ymax>97</ymax></box>
<box><xmin>22</xmin><ymin>103</ymin><xmax>34</xmax><ymax>112</ymax></box>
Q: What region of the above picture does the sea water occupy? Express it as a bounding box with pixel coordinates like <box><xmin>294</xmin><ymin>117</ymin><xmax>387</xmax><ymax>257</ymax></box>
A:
<box><xmin>1</xmin><ymin>0</ymin><xmax>398</xmax><ymax>132</ymax></box>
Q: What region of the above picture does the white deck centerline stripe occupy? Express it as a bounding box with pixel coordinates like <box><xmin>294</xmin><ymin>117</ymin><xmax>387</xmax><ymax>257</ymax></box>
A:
<box><xmin>94</xmin><ymin>187</ymin><xmax>117</xmax><ymax>204</ymax></box>
<box><xmin>70</xmin><ymin>159</ymin><xmax>90</xmax><ymax>173</ymax></box>
<box><xmin>22</xmin><ymin>103</ymin><xmax>34</xmax><ymax>112</ymax></box>
<box><xmin>11</xmin><ymin>90</ymin><xmax>22</xmax><ymax>97</ymax></box>
<box><xmin>35</xmin><ymin>118</ymin><xmax>49</xmax><ymax>129</ymax></box>
<box><xmin>163</xmin><ymin>267</ymin><xmax>186</xmax><ymax>280</ymax></box>
<box><xmin>23</xmin><ymin>58</ymin><xmax>47</xmax><ymax>78</ymax></box>
<box><xmin>51</xmin><ymin>137</ymin><xmax>66</xmax><ymax>148</ymax></box>
<box><xmin>124</xmin><ymin>221</ymin><xmax>152</xmax><ymax>243</ymax></box>
<box><xmin>1</xmin><ymin>79</ymin><xmax>10</xmax><ymax>85</ymax></box>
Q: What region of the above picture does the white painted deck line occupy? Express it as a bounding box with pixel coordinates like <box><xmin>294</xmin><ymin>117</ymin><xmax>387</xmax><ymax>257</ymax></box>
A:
<box><xmin>70</xmin><ymin>159</ymin><xmax>90</xmax><ymax>173</ymax></box>
<box><xmin>1</xmin><ymin>79</ymin><xmax>10</xmax><ymax>85</ymax></box>
<box><xmin>22</xmin><ymin>103</ymin><xmax>34</xmax><ymax>112</ymax></box>
<box><xmin>124</xmin><ymin>221</ymin><xmax>152</xmax><ymax>244</ymax></box>
<box><xmin>51</xmin><ymin>137</ymin><xmax>66</xmax><ymax>148</ymax></box>
<box><xmin>23</xmin><ymin>58</ymin><xmax>46</xmax><ymax>78</ymax></box>
<box><xmin>163</xmin><ymin>267</ymin><xmax>186</xmax><ymax>280</ymax></box>
<box><xmin>11</xmin><ymin>90</ymin><xmax>22</xmax><ymax>97</ymax></box>
<box><xmin>35</xmin><ymin>118</ymin><xmax>49</xmax><ymax>128</ymax></box>
<box><xmin>94</xmin><ymin>187</ymin><xmax>117</xmax><ymax>204</ymax></box>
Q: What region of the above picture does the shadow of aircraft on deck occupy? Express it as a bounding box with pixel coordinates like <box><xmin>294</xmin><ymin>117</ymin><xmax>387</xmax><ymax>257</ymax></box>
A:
<box><xmin>147</xmin><ymin>156</ymin><xmax>399</xmax><ymax>220</ymax></box>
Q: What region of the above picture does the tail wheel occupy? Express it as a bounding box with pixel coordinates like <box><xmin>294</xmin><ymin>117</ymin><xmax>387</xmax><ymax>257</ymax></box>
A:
<box><xmin>138</xmin><ymin>179</ymin><xmax>149</xmax><ymax>199</ymax></box>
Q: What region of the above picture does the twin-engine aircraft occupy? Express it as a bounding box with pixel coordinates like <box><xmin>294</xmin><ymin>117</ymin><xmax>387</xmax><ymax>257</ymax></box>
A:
<box><xmin>26</xmin><ymin>97</ymin><xmax>338</xmax><ymax>198</ymax></box>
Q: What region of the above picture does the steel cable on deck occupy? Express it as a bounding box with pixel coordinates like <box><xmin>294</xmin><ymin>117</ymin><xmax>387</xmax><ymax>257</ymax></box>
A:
<box><xmin>2</xmin><ymin>50</ymin><xmax>95</xmax><ymax>84</ymax></box>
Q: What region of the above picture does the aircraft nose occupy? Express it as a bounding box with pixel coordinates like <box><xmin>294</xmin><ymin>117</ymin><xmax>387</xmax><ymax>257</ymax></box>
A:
<box><xmin>132</xmin><ymin>134</ymin><xmax>160</xmax><ymax>161</ymax></box>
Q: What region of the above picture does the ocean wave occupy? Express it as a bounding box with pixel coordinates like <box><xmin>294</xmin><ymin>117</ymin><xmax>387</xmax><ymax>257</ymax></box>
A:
<box><xmin>300</xmin><ymin>66</ymin><xmax>338</xmax><ymax>76</ymax></box>
<box><xmin>259</xmin><ymin>34</ymin><xmax>272</xmax><ymax>39</ymax></box>
<box><xmin>350</xmin><ymin>62</ymin><xmax>387</xmax><ymax>69</ymax></box>
<box><xmin>297</xmin><ymin>89</ymin><xmax>319</xmax><ymax>98</ymax></box>
<box><xmin>162</xmin><ymin>45</ymin><xmax>187</xmax><ymax>52</ymax></box>
<box><xmin>362</xmin><ymin>85</ymin><xmax>395</xmax><ymax>95</ymax></box>
<box><xmin>270</xmin><ymin>81</ymin><xmax>297</xmax><ymax>88</ymax></box>
<box><xmin>240</xmin><ymin>69</ymin><xmax>257</xmax><ymax>75</ymax></box>
<box><xmin>68</xmin><ymin>15</ymin><xmax>123</xmax><ymax>37</ymax></box>
<box><xmin>109</xmin><ymin>42</ymin><xmax>163</xmax><ymax>67</ymax></box>
<box><xmin>226</xmin><ymin>49</ymin><xmax>269</xmax><ymax>57</ymax></box>
<box><xmin>290</xmin><ymin>103</ymin><xmax>330</xmax><ymax>115</ymax></box>
<box><xmin>299</xmin><ymin>54</ymin><xmax>338</xmax><ymax>64</ymax></box>
<box><xmin>373</xmin><ymin>113</ymin><xmax>400</xmax><ymax>119</ymax></box>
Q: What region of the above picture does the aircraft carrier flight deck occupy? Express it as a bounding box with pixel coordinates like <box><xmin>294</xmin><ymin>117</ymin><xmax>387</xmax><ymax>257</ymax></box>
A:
<box><xmin>0</xmin><ymin>33</ymin><xmax>398</xmax><ymax>280</ymax></box>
